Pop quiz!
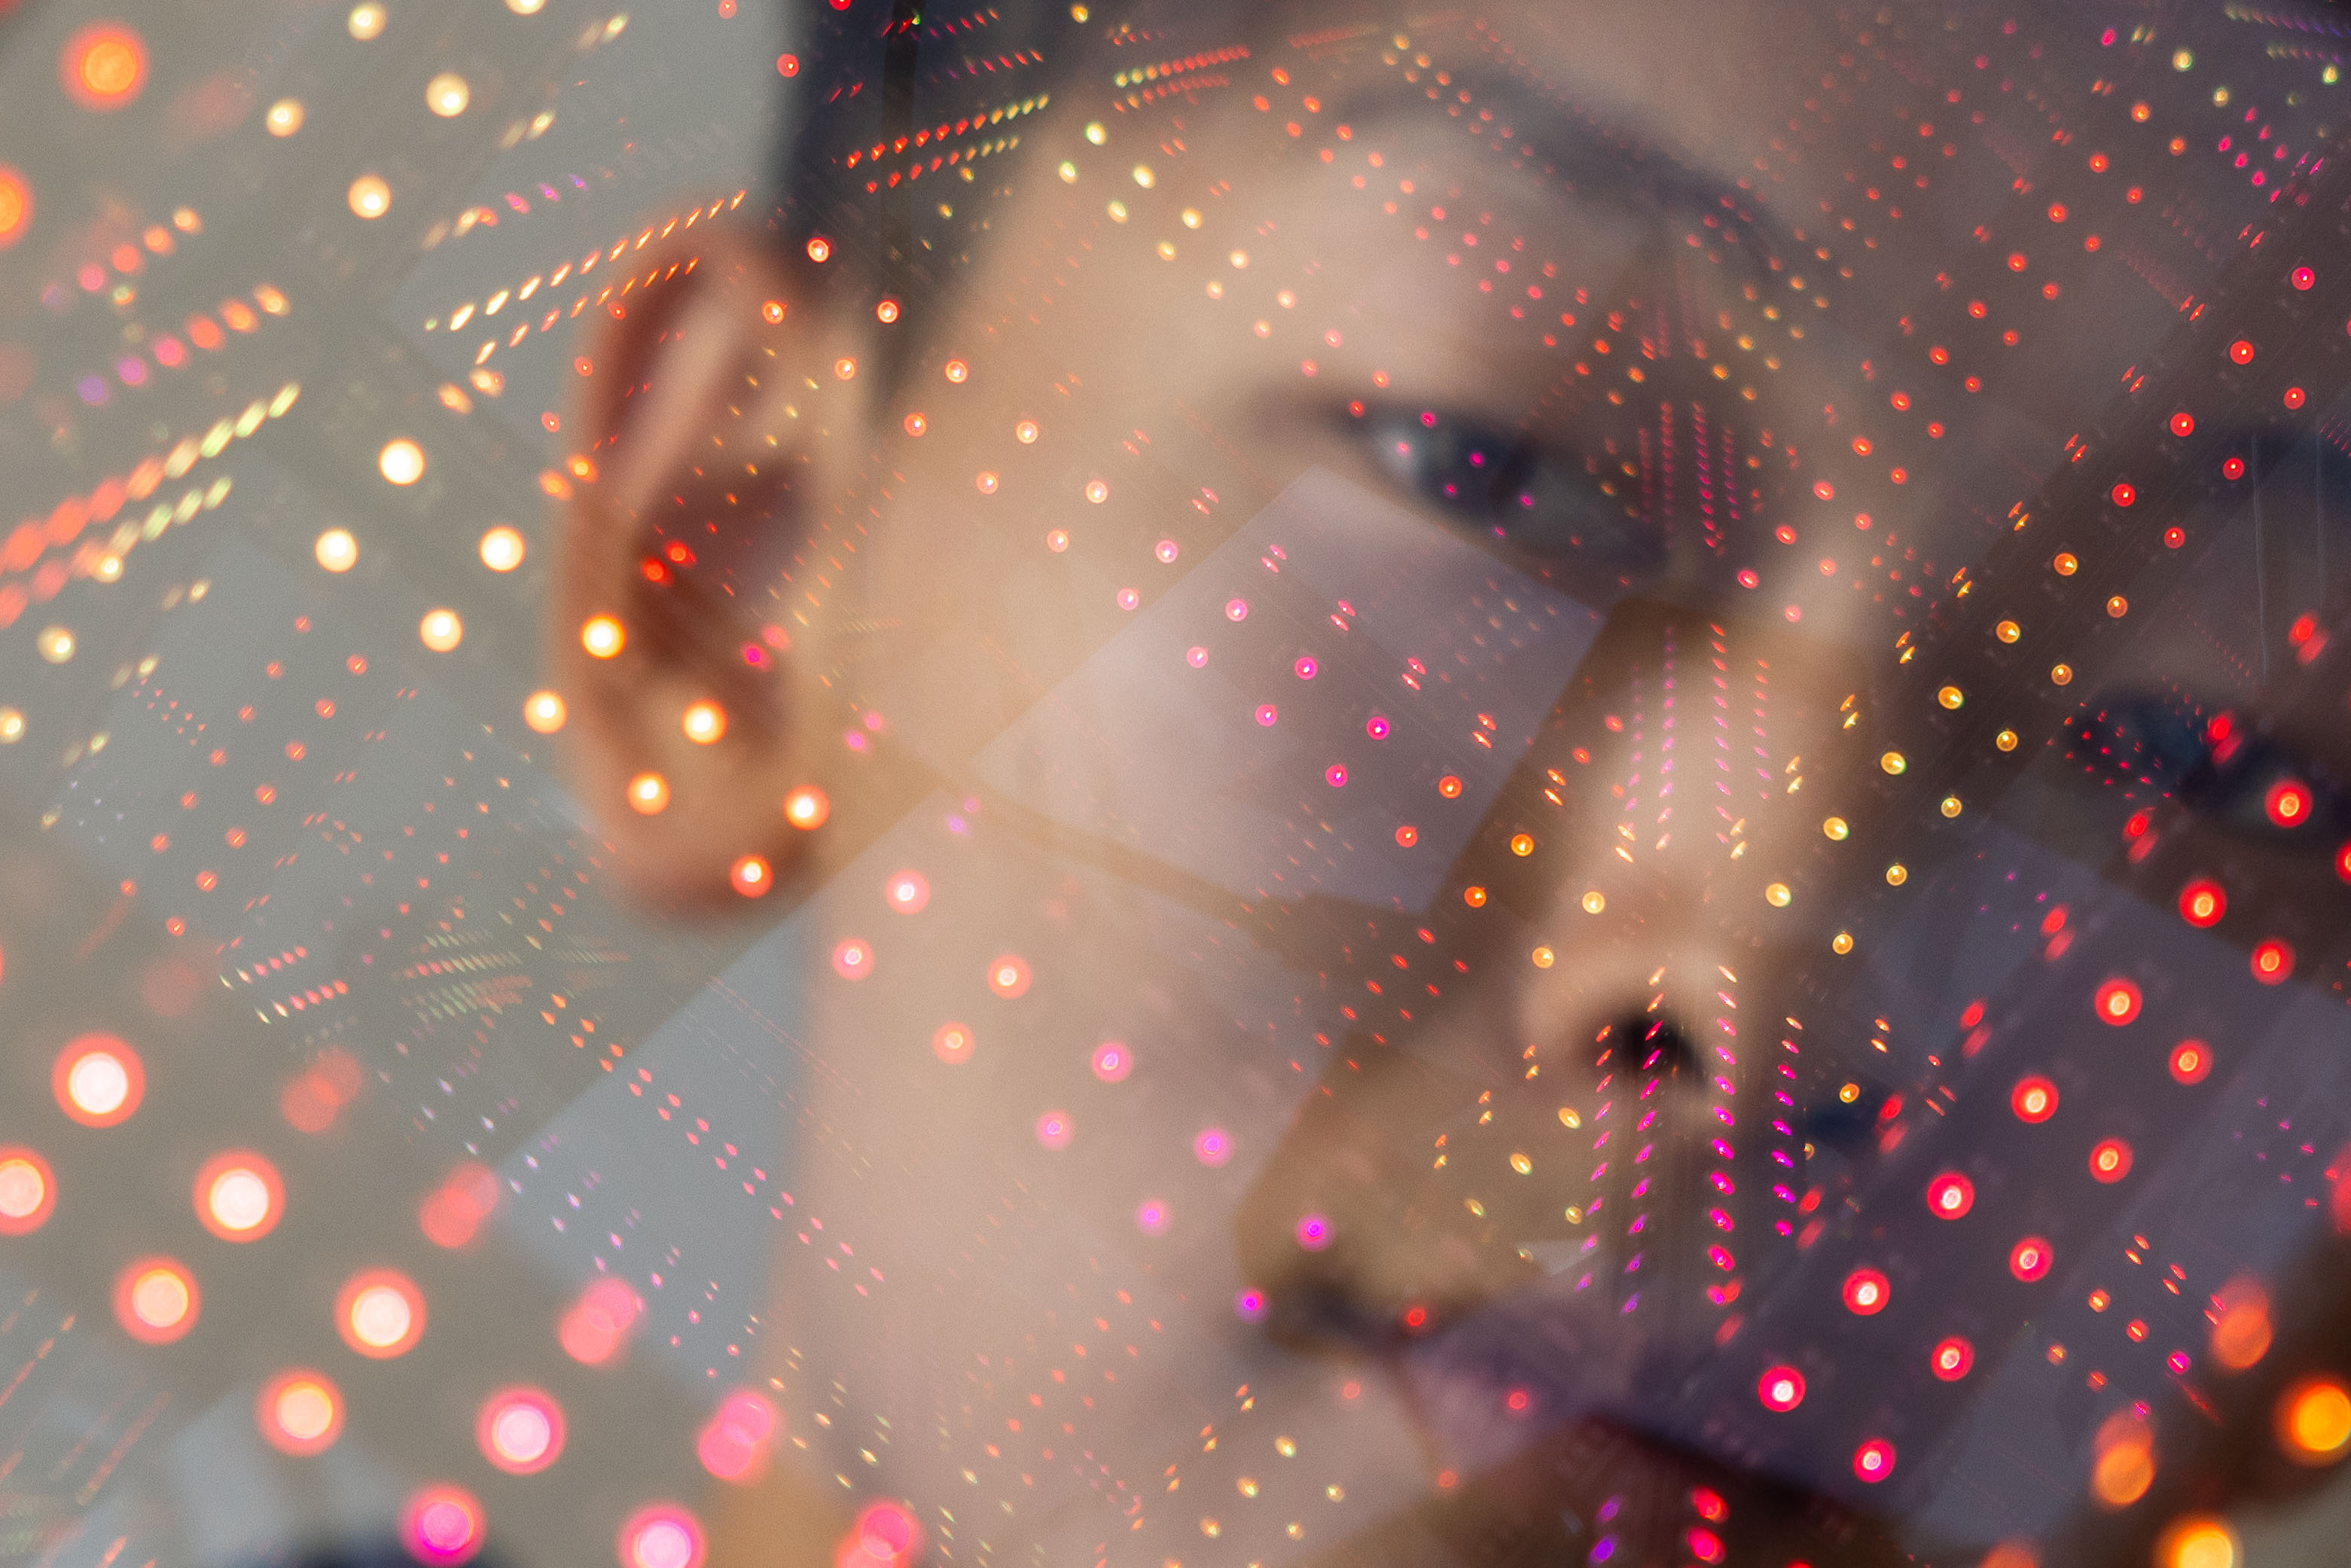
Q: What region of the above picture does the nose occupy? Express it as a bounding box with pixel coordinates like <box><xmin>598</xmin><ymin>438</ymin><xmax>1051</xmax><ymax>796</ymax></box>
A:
<box><xmin>1233</xmin><ymin>600</ymin><xmax>1872</xmax><ymax>1362</ymax></box>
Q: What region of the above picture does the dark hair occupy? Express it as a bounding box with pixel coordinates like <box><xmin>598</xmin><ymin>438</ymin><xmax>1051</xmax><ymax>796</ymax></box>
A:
<box><xmin>765</xmin><ymin>0</ymin><xmax>1260</xmax><ymax>386</ymax></box>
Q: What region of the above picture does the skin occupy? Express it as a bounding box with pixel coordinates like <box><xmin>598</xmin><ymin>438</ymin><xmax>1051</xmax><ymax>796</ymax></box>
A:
<box><xmin>553</xmin><ymin>3</ymin><xmax>2337</xmax><ymax>1560</ymax></box>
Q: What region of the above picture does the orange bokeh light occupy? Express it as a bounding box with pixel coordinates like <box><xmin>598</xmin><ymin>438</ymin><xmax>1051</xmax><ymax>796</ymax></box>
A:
<box><xmin>0</xmin><ymin>166</ymin><xmax>29</xmax><ymax>249</ymax></box>
<box><xmin>194</xmin><ymin>1150</ymin><xmax>282</xmax><ymax>1241</ymax></box>
<box><xmin>258</xmin><ymin>1368</ymin><xmax>345</xmax><ymax>1456</ymax></box>
<box><xmin>61</xmin><ymin>23</ymin><xmax>148</xmax><ymax>109</ymax></box>
<box><xmin>113</xmin><ymin>1255</ymin><xmax>199</xmax><ymax>1344</ymax></box>
<box><xmin>53</xmin><ymin>1033</ymin><xmax>144</xmax><ymax>1126</ymax></box>
<box><xmin>0</xmin><ymin>1147</ymin><xmax>55</xmax><ymax>1235</ymax></box>
<box><xmin>337</xmin><ymin>1268</ymin><xmax>427</xmax><ymax>1358</ymax></box>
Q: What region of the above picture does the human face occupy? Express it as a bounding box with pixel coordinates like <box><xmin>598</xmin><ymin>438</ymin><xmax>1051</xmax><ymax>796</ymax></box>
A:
<box><xmin>535</xmin><ymin>2</ymin><xmax>2351</xmax><ymax>1563</ymax></box>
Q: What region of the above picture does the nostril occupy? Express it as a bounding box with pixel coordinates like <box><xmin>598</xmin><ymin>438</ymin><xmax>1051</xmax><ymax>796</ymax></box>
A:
<box><xmin>1620</xmin><ymin>1014</ymin><xmax>1694</xmax><ymax>1075</ymax></box>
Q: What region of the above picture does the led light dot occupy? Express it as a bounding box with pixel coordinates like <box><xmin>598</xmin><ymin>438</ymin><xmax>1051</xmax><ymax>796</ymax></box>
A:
<box><xmin>581</xmin><ymin>615</ymin><xmax>626</xmax><ymax>657</ymax></box>
<box><xmin>349</xmin><ymin>175</ymin><xmax>393</xmax><ymax>220</ymax></box>
<box><xmin>377</xmin><ymin>438</ymin><xmax>424</xmax><ymax>484</ymax></box>
<box><xmin>524</xmin><ymin>691</ymin><xmax>567</xmax><ymax>732</ymax></box>
<box><xmin>419</xmin><ymin>609</ymin><xmax>463</xmax><ymax>652</ymax></box>
<box><xmin>478</xmin><ymin>526</ymin><xmax>525</xmax><ymax>571</ymax></box>
<box><xmin>682</xmin><ymin>701</ymin><xmax>727</xmax><ymax>744</ymax></box>
<box><xmin>425</xmin><ymin>72</ymin><xmax>470</xmax><ymax>117</ymax></box>
<box><xmin>627</xmin><ymin>773</ymin><xmax>669</xmax><ymax>815</ymax></box>
<box><xmin>260</xmin><ymin>1369</ymin><xmax>344</xmax><ymax>1455</ymax></box>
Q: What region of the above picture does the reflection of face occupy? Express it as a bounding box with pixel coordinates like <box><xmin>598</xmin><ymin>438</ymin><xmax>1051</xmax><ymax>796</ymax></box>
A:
<box><xmin>563</xmin><ymin>5</ymin><xmax>2351</xmax><ymax>1564</ymax></box>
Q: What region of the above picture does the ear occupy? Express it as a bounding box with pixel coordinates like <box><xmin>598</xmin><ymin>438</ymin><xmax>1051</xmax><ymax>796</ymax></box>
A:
<box><xmin>551</xmin><ymin>225</ymin><xmax>876</xmax><ymax>908</ymax></box>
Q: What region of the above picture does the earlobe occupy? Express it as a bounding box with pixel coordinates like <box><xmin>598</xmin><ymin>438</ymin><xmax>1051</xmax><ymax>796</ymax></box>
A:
<box><xmin>550</xmin><ymin>227</ymin><xmax>872</xmax><ymax>908</ymax></box>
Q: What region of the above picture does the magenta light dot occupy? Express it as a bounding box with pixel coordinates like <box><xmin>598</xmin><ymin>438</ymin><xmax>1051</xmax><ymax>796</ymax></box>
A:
<box><xmin>1156</xmin><ymin>539</ymin><xmax>1179</xmax><ymax>563</ymax></box>
<box><xmin>1225</xmin><ymin>598</ymin><xmax>1249</xmax><ymax>622</ymax></box>
<box><xmin>1135</xmin><ymin>1200</ymin><xmax>1169</xmax><ymax>1235</ymax></box>
<box><xmin>1255</xmin><ymin>704</ymin><xmax>1278</xmax><ymax>727</ymax></box>
<box><xmin>831</xmin><ymin>939</ymin><xmax>873</xmax><ymax>980</ymax></box>
<box><xmin>1090</xmin><ymin>1042</ymin><xmax>1132</xmax><ymax>1082</ymax></box>
<box><xmin>2293</xmin><ymin>265</ymin><xmax>2316</xmax><ymax>290</ymax></box>
<box><xmin>401</xmin><ymin>1485</ymin><xmax>485</xmax><ymax>1566</ymax></box>
<box><xmin>1233</xmin><ymin>1289</ymin><xmax>1266</xmax><ymax>1320</ymax></box>
<box><xmin>1294</xmin><ymin>1213</ymin><xmax>1331</xmax><ymax>1251</ymax></box>
<box><xmin>1185</xmin><ymin>645</ymin><xmax>1209</xmax><ymax>668</ymax></box>
<box><xmin>1325</xmin><ymin>765</ymin><xmax>1348</xmax><ymax>788</ymax></box>
<box><xmin>1294</xmin><ymin>655</ymin><xmax>1319</xmax><ymax>679</ymax></box>
<box><xmin>1035</xmin><ymin>1112</ymin><xmax>1072</xmax><ymax>1150</ymax></box>
<box><xmin>1116</xmin><ymin>587</ymin><xmax>1139</xmax><ymax>610</ymax></box>
<box><xmin>1365</xmin><ymin>715</ymin><xmax>1390</xmax><ymax>739</ymax></box>
<box><xmin>617</xmin><ymin>1505</ymin><xmax>706</xmax><ymax>1568</ymax></box>
<box><xmin>1193</xmin><ymin>1127</ymin><xmax>1231</xmax><ymax>1165</ymax></box>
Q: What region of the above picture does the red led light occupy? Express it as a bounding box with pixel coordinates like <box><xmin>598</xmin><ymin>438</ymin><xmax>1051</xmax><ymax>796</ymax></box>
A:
<box><xmin>2336</xmin><ymin>842</ymin><xmax>2351</xmax><ymax>883</ymax></box>
<box><xmin>401</xmin><ymin>1484</ymin><xmax>485</xmax><ymax>1567</ymax></box>
<box><xmin>2169</xmin><ymin>411</ymin><xmax>2194</xmax><ymax>437</ymax></box>
<box><xmin>2229</xmin><ymin>339</ymin><xmax>2257</xmax><ymax>365</ymax></box>
<box><xmin>1841</xmin><ymin>1268</ymin><xmax>1891</xmax><ymax>1316</ymax></box>
<box><xmin>2163</xmin><ymin>526</ymin><xmax>2187</xmax><ymax>549</ymax></box>
<box><xmin>2011</xmin><ymin>1075</ymin><xmax>2059</xmax><ymax>1124</ymax></box>
<box><xmin>1930</xmin><ymin>1335</ymin><xmax>1974</xmax><ymax>1380</ymax></box>
<box><xmin>2293</xmin><ymin>266</ymin><xmax>2316</xmax><ymax>291</ymax></box>
<box><xmin>2089</xmin><ymin>1138</ymin><xmax>2133</xmax><ymax>1183</ymax></box>
<box><xmin>2223</xmin><ymin>456</ymin><xmax>2247</xmax><ymax>480</ymax></box>
<box><xmin>59</xmin><ymin>23</ymin><xmax>148</xmax><ymax>110</ymax></box>
<box><xmin>1926</xmin><ymin>1172</ymin><xmax>1974</xmax><ymax>1219</ymax></box>
<box><xmin>2178</xmin><ymin>880</ymin><xmax>2225</xmax><ymax>928</ymax></box>
<box><xmin>114</xmin><ymin>1255</ymin><xmax>199</xmax><ymax>1344</ymax></box>
<box><xmin>52</xmin><ymin>1033</ymin><xmax>144</xmax><ymax>1127</ymax></box>
<box><xmin>2252</xmin><ymin>939</ymin><xmax>2295</xmax><ymax>984</ymax></box>
<box><xmin>477</xmin><ymin>1386</ymin><xmax>566</xmax><ymax>1475</ymax></box>
<box><xmin>2009</xmin><ymin>1236</ymin><xmax>2054</xmax><ymax>1281</ymax></box>
<box><xmin>0</xmin><ymin>1147</ymin><xmax>55</xmax><ymax>1236</ymax></box>
<box><xmin>1757</xmin><ymin>1365</ymin><xmax>1806</xmax><ymax>1411</ymax></box>
<box><xmin>2109</xmin><ymin>481</ymin><xmax>2136</xmax><ymax>508</ymax></box>
<box><xmin>1852</xmin><ymin>1439</ymin><xmax>1896</xmax><ymax>1483</ymax></box>
<box><xmin>2171</xmin><ymin>1039</ymin><xmax>2213</xmax><ymax>1084</ymax></box>
<box><xmin>2264</xmin><ymin>779</ymin><xmax>2312</xmax><ymax>828</ymax></box>
<box><xmin>2093</xmin><ymin>978</ymin><xmax>2142</xmax><ymax>1026</ymax></box>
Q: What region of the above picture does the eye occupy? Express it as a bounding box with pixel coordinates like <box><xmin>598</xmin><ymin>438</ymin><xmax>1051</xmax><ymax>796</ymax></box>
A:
<box><xmin>1345</xmin><ymin>405</ymin><xmax>1667</xmax><ymax>579</ymax></box>
<box><xmin>2060</xmin><ymin>692</ymin><xmax>2348</xmax><ymax>841</ymax></box>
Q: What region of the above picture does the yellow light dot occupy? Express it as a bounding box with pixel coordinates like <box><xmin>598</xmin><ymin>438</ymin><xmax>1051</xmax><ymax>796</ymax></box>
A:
<box><xmin>477</xmin><ymin>526</ymin><xmax>524</xmax><ymax>572</ymax></box>
<box><xmin>94</xmin><ymin>555</ymin><xmax>123</xmax><ymax>583</ymax></box>
<box><xmin>377</xmin><ymin>438</ymin><xmax>424</xmax><ymax>484</ymax></box>
<box><xmin>1886</xmin><ymin>862</ymin><xmax>1909</xmax><ymax>886</ymax></box>
<box><xmin>2157</xmin><ymin>1518</ymin><xmax>2236</xmax><ymax>1568</ymax></box>
<box><xmin>783</xmin><ymin>786</ymin><xmax>830</xmax><ymax>829</ymax></box>
<box><xmin>1057</xmin><ymin>161</ymin><xmax>1079</xmax><ymax>183</ymax></box>
<box><xmin>1996</xmin><ymin>728</ymin><xmax>2020</xmax><ymax>752</ymax></box>
<box><xmin>1879</xmin><ymin>750</ymin><xmax>1906</xmax><ymax>775</ymax></box>
<box><xmin>1015</xmin><ymin>419</ymin><xmax>1040</xmax><ymax>444</ymax></box>
<box><xmin>2053</xmin><ymin>552</ymin><xmax>2078</xmax><ymax>576</ymax></box>
<box><xmin>1509</xmin><ymin>1152</ymin><xmax>1532</xmax><ymax>1175</ymax></box>
<box><xmin>266</xmin><ymin>99</ymin><xmax>304</xmax><ymax>136</ymax></box>
<box><xmin>1558</xmin><ymin>1107</ymin><xmax>1581</xmax><ymax>1128</ymax></box>
<box><xmin>1937</xmin><ymin>685</ymin><xmax>1964</xmax><ymax>709</ymax></box>
<box><xmin>347</xmin><ymin>175</ymin><xmax>392</xmax><ymax>219</ymax></box>
<box><xmin>1832</xmin><ymin>931</ymin><xmax>1855</xmax><ymax>953</ymax></box>
<box><xmin>1822</xmin><ymin>816</ymin><xmax>1849</xmax><ymax>840</ymax></box>
<box><xmin>682</xmin><ymin>701</ymin><xmax>727</xmax><ymax>744</ymax></box>
<box><xmin>1581</xmin><ymin>890</ymin><xmax>1605</xmax><ymax>914</ymax></box>
<box><xmin>627</xmin><ymin>773</ymin><xmax>669</xmax><ymax>815</ymax></box>
<box><xmin>507</xmin><ymin>0</ymin><xmax>545</xmax><ymax>12</ymax></box>
<box><xmin>347</xmin><ymin>2</ymin><xmax>386</xmax><ymax>38</ymax></box>
<box><xmin>581</xmin><ymin>616</ymin><xmax>625</xmax><ymax>658</ymax></box>
<box><xmin>834</xmin><ymin>356</ymin><xmax>857</xmax><ymax>380</ymax></box>
<box><xmin>1509</xmin><ymin>832</ymin><xmax>1535</xmax><ymax>856</ymax></box>
<box><xmin>1132</xmin><ymin>165</ymin><xmax>1155</xmax><ymax>188</ymax></box>
<box><xmin>2051</xmin><ymin>663</ymin><xmax>2073</xmax><ymax>685</ymax></box>
<box><xmin>0</xmin><ymin>709</ymin><xmax>23</xmax><ymax>743</ymax></box>
<box><xmin>1941</xmin><ymin>795</ymin><xmax>1963</xmax><ymax>818</ymax></box>
<box><xmin>1996</xmin><ymin>619</ymin><xmax>2021</xmax><ymax>642</ymax></box>
<box><xmin>2173</xmin><ymin>48</ymin><xmax>2195</xmax><ymax>71</ymax></box>
<box><xmin>523</xmin><ymin>691</ymin><xmax>566</xmax><ymax>734</ymax></box>
<box><xmin>36</xmin><ymin>626</ymin><xmax>74</xmax><ymax>664</ymax></box>
<box><xmin>1531</xmin><ymin>946</ymin><xmax>1554</xmax><ymax>969</ymax></box>
<box><xmin>1764</xmin><ymin>882</ymin><xmax>1792</xmax><ymax>908</ymax></box>
<box><xmin>1084</xmin><ymin>122</ymin><xmax>1106</xmax><ymax>145</ymax></box>
<box><xmin>2281</xmin><ymin>1379</ymin><xmax>2351</xmax><ymax>1464</ymax></box>
<box><xmin>418</xmin><ymin>609</ymin><xmax>462</xmax><ymax>652</ymax></box>
<box><xmin>424</xmin><ymin>72</ymin><xmax>469</xmax><ymax>117</ymax></box>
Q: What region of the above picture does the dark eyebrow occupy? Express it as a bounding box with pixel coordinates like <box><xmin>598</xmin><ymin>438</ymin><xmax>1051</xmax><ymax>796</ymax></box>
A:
<box><xmin>1329</xmin><ymin>67</ymin><xmax>1794</xmax><ymax>286</ymax></box>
